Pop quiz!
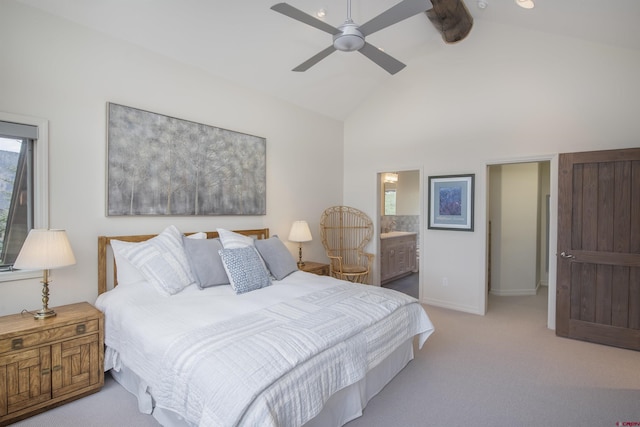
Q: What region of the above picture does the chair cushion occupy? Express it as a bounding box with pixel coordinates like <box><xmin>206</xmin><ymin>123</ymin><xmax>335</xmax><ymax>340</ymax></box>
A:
<box><xmin>340</xmin><ymin>264</ymin><xmax>368</xmax><ymax>274</ymax></box>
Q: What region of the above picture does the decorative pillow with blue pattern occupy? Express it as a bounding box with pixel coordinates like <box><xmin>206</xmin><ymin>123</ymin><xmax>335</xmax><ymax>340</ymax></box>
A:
<box><xmin>219</xmin><ymin>246</ymin><xmax>272</xmax><ymax>294</ymax></box>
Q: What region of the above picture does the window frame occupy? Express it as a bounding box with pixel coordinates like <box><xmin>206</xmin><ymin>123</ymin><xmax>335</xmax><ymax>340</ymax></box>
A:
<box><xmin>0</xmin><ymin>112</ymin><xmax>49</xmax><ymax>282</ymax></box>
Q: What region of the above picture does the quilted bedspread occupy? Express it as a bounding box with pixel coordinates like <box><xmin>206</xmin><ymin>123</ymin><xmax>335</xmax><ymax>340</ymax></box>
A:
<box><xmin>154</xmin><ymin>283</ymin><xmax>432</xmax><ymax>426</ymax></box>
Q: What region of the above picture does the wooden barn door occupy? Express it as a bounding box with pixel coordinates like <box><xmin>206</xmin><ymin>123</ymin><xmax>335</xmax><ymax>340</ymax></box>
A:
<box><xmin>556</xmin><ymin>148</ymin><xmax>640</xmax><ymax>350</ymax></box>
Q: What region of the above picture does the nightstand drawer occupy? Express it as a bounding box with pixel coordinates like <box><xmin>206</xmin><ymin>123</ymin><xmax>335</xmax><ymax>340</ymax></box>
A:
<box><xmin>299</xmin><ymin>261</ymin><xmax>330</xmax><ymax>276</ymax></box>
<box><xmin>0</xmin><ymin>319</ymin><xmax>98</xmax><ymax>354</ymax></box>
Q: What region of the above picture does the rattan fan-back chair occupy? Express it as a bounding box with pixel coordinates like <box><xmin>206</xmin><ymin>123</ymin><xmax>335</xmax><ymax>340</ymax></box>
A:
<box><xmin>320</xmin><ymin>206</ymin><xmax>374</xmax><ymax>284</ymax></box>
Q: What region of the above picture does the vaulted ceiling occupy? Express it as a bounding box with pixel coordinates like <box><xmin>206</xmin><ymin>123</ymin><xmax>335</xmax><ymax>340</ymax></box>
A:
<box><xmin>17</xmin><ymin>0</ymin><xmax>640</xmax><ymax>120</ymax></box>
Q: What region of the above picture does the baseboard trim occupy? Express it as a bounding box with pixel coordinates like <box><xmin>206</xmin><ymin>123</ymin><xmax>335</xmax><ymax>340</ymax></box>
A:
<box><xmin>422</xmin><ymin>298</ymin><xmax>484</xmax><ymax>315</ymax></box>
<box><xmin>490</xmin><ymin>282</ymin><xmax>540</xmax><ymax>296</ymax></box>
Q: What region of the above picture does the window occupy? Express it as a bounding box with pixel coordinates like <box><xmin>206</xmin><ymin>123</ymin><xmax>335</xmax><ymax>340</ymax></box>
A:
<box><xmin>0</xmin><ymin>134</ymin><xmax>33</xmax><ymax>267</ymax></box>
<box><xmin>0</xmin><ymin>113</ymin><xmax>48</xmax><ymax>281</ymax></box>
<box><xmin>384</xmin><ymin>188</ymin><xmax>396</xmax><ymax>215</ymax></box>
<box><xmin>383</xmin><ymin>173</ymin><xmax>398</xmax><ymax>216</ymax></box>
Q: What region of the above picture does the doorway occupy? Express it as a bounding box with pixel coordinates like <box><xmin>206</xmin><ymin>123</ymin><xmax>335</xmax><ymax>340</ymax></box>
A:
<box><xmin>378</xmin><ymin>170</ymin><xmax>421</xmax><ymax>299</ymax></box>
<box><xmin>487</xmin><ymin>161</ymin><xmax>551</xmax><ymax>312</ymax></box>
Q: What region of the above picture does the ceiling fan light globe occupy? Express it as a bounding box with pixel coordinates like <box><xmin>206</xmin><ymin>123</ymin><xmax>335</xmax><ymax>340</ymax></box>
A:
<box><xmin>516</xmin><ymin>0</ymin><xmax>534</xmax><ymax>9</ymax></box>
<box><xmin>334</xmin><ymin>34</ymin><xmax>365</xmax><ymax>51</ymax></box>
<box><xmin>333</xmin><ymin>23</ymin><xmax>365</xmax><ymax>51</ymax></box>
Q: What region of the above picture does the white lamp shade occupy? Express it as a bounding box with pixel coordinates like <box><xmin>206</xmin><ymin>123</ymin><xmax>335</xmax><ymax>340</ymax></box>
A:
<box><xmin>288</xmin><ymin>220</ymin><xmax>312</xmax><ymax>243</ymax></box>
<box><xmin>13</xmin><ymin>229</ymin><xmax>76</xmax><ymax>270</ymax></box>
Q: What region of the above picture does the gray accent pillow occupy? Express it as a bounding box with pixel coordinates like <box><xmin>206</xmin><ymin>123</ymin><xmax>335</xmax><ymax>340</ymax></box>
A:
<box><xmin>182</xmin><ymin>237</ymin><xmax>230</xmax><ymax>289</ymax></box>
<box><xmin>255</xmin><ymin>236</ymin><xmax>298</xmax><ymax>280</ymax></box>
<box><xmin>219</xmin><ymin>246</ymin><xmax>272</xmax><ymax>294</ymax></box>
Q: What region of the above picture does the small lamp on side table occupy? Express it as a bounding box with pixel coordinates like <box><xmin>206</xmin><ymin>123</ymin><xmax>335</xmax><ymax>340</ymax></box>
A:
<box><xmin>13</xmin><ymin>229</ymin><xmax>76</xmax><ymax>319</ymax></box>
<box><xmin>288</xmin><ymin>220</ymin><xmax>312</xmax><ymax>268</ymax></box>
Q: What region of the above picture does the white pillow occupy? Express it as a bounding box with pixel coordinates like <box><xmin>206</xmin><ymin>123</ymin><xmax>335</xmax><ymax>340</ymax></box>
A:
<box><xmin>111</xmin><ymin>230</ymin><xmax>204</xmax><ymax>288</ymax></box>
<box><xmin>111</xmin><ymin>239</ymin><xmax>146</xmax><ymax>286</ymax></box>
<box><xmin>116</xmin><ymin>225</ymin><xmax>195</xmax><ymax>296</ymax></box>
<box><xmin>187</xmin><ymin>232</ymin><xmax>207</xmax><ymax>240</ymax></box>
<box><xmin>217</xmin><ymin>228</ymin><xmax>254</xmax><ymax>248</ymax></box>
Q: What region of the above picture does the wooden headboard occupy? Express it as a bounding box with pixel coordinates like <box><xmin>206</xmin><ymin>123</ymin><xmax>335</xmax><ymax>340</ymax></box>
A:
<box><xmin>97</xmin><ymin>228</ymin><xmax>270</xmax><ymax>295</ymax></box>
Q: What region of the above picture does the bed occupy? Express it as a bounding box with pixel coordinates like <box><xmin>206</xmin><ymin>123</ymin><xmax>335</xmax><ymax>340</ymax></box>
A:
<box><xmin>95</xmin><ymin>226</ymin><xmax>434</xmax><ymax>427</ymax></box>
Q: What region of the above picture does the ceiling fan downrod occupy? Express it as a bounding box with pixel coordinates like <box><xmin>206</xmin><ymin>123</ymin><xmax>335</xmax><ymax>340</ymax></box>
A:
<box><xmin>334</xmin><ymin>0</ymin><xmax>365</xmax><ymax>52</ymax></box>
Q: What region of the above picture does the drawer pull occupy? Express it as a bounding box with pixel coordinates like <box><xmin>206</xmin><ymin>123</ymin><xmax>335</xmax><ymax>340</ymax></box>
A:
<box><xmin>76</xmin><ymin>324</ymin><xmax>86</xmax><ymax>334</ymax></box>
<box><xmin>11</xmin><ymin>338</ymin><xmax>23</xmax><ymax>350</ymax></box>
<box><xmin>41</xmin><ymin>368</ymin><xmax>50</xmax><ymax>375</ymax></box>
<box><xmin>52</xmin><ymin>365</ymin><xmax>62</xmax><ymax>372</ymax></box>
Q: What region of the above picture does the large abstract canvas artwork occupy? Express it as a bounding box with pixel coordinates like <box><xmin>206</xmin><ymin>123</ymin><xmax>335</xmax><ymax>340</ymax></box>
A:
<box><xmin>428</xmin><ymin>174</ymin><xmax>474</xmax><ymax>231</ymax></box>
<box><xmin>107</xmin><ymin>103</ymin><xmax>266</xmax><ymax>216</ymax></box>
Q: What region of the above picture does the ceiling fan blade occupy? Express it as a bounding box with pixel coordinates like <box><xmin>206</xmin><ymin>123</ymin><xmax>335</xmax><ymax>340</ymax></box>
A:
<box><xmin>271</xmin><ymin>3</ymin><xmax>340</xmax><ymax>35</ymax></box>
<box><xmin>358</xmin><ymin>42</ymin><xmax>406</xmax><ymax>75</ymax></box>
<box><xmin>292</xmin><ymin>45</ymin><xmax>337</xmax><ymax>72</ymax></box>
<box><xmin>359</xmin><ymin>0</ymin><xmax>431</xmax><ymax>36</ymax></box>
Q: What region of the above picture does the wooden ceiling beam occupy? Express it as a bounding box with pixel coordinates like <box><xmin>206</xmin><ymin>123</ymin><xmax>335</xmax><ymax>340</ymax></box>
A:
<box><xmin>426</xmin><ymin>0</ymin><xmax>473</xmax><ymax>44</ymax></box>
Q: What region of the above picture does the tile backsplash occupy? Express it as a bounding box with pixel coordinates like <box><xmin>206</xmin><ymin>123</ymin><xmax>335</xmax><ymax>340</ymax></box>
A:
<box><xmin>381</xmin><ymin>215</ymin><xmax>419</xmax><ymax>234</ymax></box>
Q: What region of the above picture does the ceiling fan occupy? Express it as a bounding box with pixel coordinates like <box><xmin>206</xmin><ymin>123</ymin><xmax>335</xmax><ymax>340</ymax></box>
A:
<box><xmin>271</xmin><ymin>0</ymin><xmax>431</xmax><ymax>75</ymax></box>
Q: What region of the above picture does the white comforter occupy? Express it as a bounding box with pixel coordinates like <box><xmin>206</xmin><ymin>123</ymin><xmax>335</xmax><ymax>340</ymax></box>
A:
<box><xmin>95</xmin><ymin>271</ymin><xmax>434</xmax><ymax>427</ymax></box>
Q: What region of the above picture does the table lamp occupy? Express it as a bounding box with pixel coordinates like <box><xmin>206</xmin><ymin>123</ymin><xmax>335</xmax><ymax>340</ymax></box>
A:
<box><xmin>13</xmin><ymin>229</ymin><xmax>76</xmax><ymax>319</ymax></box>
<box><xmin>288</xmin><ymin>220</ymin><xmax>312</xmax><ymax>268</ymax></box>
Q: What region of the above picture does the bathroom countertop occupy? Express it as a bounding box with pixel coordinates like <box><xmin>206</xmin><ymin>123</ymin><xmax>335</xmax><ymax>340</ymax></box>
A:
<box><xmin>380</xmin><ymin>231</ymin><xmax>417</xmax><ymax>239</ymax></box>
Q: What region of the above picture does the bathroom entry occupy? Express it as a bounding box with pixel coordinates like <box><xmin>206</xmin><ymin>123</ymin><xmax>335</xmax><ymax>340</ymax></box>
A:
<box><xmin>378</xmin><ymin>170</ymin><xmax>421</xmax><ymax>298</ymax></box>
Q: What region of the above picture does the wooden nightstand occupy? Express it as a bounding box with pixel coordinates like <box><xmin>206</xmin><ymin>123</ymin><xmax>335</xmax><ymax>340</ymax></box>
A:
<box><xmin>299</xmin><ymin>261</ymin><xmax>330</xmax><ymax>276</ymax></box>
<box><xmin>0</xmin><ymin>302</ymin><xmax>104</xmax><ymax>426</ymax></box>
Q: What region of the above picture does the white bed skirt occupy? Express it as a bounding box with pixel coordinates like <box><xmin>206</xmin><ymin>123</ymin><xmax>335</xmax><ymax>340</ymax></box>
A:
<box><xmin>108</xmin><ymin>337</ymin><xmax>415</xmax><ymax>427</ymax></box>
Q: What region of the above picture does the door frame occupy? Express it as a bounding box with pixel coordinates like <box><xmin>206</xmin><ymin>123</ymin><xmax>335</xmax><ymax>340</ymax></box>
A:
<box><xmin>376</xmin><ymin>167</ymin><xmax>424</xmax><ymax>300</ymax></box>
<box><xmin>485</xmin><ymin>154</ymin><xmax>558</xmax><ymax>329</ymax></box>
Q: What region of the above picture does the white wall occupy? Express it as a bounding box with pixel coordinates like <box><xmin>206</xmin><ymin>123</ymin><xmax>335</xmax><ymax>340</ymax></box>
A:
<box><xmin>343</xmin><ymin>20</ymin><xmax>640</xmax><ymax>319</ymax></box>
<box><xmin>396</xmin><ymin>170</ymin><xmax>420</xmax><ymax>215</ymax></box>
<box><xmin>0</xmin><ymin>2</ymin><xmax>343</xmax><ymax>316</ymax></box>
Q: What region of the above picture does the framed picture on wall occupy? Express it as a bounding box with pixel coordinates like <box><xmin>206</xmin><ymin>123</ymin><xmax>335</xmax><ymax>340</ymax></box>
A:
<box><xmin>106</xmin><ymin>103</ymin><xmax>266</xmax><ymax>216</ymax></box>
<box><xmin>428</xmin><ymin>174</ymin><xmax>474</xmax><ymax>231</ymax></box>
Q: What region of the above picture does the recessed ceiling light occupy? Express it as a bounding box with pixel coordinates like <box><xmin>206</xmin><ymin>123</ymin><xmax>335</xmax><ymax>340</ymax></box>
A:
<box><xmin>477</xmin><ymin>0</ymin><xmax>488</xmax><ymax>9</ymax></box>
<box><xmin>316</xmin><ymin>8</ymin><xmax>326</xmax><ymax>18</ymax></box>
<box><xmin>516</xmin><ymin>0</ymin><xmax>534</xmax><ymax>9</ymax></box>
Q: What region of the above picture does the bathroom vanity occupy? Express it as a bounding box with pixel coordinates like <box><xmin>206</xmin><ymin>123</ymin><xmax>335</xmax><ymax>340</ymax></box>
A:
<box><xmin>380</xmin><ymin>231</ymin><xmax>417</xmax><ymax>284</ymax></box>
